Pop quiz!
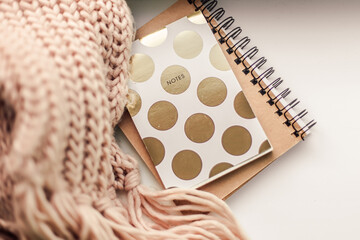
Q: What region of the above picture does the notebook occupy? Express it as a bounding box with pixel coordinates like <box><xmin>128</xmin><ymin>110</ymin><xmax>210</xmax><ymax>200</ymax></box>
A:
<box><xmin>119</xmin><ymin>0</ymin><xmax>316</xmax><ymax>199</ymax></box>
<box><xmin>127</xmin><ymin>13</ymin><xmax>272</xmax><ymax>189</ymax></box>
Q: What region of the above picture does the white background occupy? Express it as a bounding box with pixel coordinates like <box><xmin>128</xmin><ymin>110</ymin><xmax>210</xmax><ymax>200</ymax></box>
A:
<box><xmin>120</xmin><ymin>0</ymin><xmax>360</xmax><ymax>239</ymax></box>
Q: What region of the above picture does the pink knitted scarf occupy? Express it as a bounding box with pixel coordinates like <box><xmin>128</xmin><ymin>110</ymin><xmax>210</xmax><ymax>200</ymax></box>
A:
<box><xmin>0</xmin><ymin>1</ymin><xmax>244</xmax><ymax>239</ymax></box>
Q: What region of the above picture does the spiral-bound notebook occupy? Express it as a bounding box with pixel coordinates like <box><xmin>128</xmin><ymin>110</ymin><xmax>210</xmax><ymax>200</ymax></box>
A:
<box><xmin>119</xmin><ymin>0</ymin><xmax>316</xmax><ymax>198</ymax></box>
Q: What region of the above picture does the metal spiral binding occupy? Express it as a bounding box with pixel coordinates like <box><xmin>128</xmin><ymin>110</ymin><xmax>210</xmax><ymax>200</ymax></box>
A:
<box><xmin>188</xmin><ymin>0</ymin><xmax>316</xmax><ymax>140</ymax></box>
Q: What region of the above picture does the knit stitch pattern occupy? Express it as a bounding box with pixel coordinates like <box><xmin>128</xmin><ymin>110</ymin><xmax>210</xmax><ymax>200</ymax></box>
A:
<box><xmin>0</xmin><ymin>0</ymin><xmax>244</xmax><ymax>239</ymax></box>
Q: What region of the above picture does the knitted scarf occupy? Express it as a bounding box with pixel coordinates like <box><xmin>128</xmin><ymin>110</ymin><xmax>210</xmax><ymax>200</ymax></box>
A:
<box><xmin>0</xmin><ymin>0</ymin><xmax>244</xmax><ymax>239</ymax></box>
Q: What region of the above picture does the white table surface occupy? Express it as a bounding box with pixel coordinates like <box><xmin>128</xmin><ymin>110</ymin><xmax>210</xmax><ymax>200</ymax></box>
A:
<box><xmin>119</xmin><ymin>0</ymin><xmax>360</xmax><ymax>239</ymax></box>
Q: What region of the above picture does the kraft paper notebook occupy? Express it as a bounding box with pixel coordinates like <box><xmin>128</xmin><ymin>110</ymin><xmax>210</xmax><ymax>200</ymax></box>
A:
<box><xmin>119</xmin><ymin>0</ymin><xmax>316</xmax><ymax>199</ymax></box>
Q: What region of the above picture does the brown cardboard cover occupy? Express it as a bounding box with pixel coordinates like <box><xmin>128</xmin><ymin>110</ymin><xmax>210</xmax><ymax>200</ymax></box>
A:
<box><xmin>119</xmin><ymin>0</ymin><xmax>302</xmax><ymax>200</ymax></box>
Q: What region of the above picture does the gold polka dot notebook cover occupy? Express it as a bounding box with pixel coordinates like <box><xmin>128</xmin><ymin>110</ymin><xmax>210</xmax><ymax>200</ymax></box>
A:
<box><xmin>127</xmin><ymin>12</ymin><xmax>272</xmax><ymax>189</ymax></box>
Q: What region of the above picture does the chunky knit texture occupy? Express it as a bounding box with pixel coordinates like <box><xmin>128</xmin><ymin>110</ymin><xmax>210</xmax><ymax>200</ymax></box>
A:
<box><xmin>0</xmin><ymin>0</ymin><xmax>244</xmax><ymax>239</ymax></box>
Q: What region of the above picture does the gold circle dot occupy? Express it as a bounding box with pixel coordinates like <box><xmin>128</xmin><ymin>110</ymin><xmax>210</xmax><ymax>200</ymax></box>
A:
<box><xmin>173</xmin><ymin>30</ymin><xmax>203</xmax><ymax>59</ymax></box>
<box><xmin>185</xmin><ymin>113</ymin><xmax>215</xmax><ymax>143</ymax></box>
<box><xmin>187</xmin><ymin>11</ymin><xmax>207</xmax><ymax>24</ymax></box>
<box><xmin>234</xmin><ymin>91</ymin><xmax>255</xmax><ymax>119</ymax></box>
<box><xmin>209</xmin><ymin>162</ymin><xmax>234</xmax><ymax>178</ymax></box>
<box><xmin>172</xmin><ymin>150</ymin><xmax>202</xmax><ymax>180</ymax></box>
<box><xmin>222</xmin><ymin>126</ymin><xmax>252</xmax><ymax>156</ymax></box>
<box><xmin>197</xmin><ymin>77</ymin><xmax>227</xmax><ymax>107</ymax></box>
<box><xmin>129</xmin><ymin>53</ymin><xmax>155</xmax><ymax>82</ymax></box>
<box><xmin>259</xmin><ymin>140</ymin><xmax>271</xmax><ymax>154</ymax></box>
<box><xmin>126</xmin><ymin>89</ymin><xmax>142</xmax><ymax>117</ymax></box>
<box><xmin>143</xmin><ymin>137</ymin><xmax>165</xmax><ymax>166</ymax></box>
<box><xmin>209</xmin><ymin>44</ymin><xmax>231</xmax><ymax>71</ymax></box>
<box><xmin>148</xmin><ymin>101</ymin><xmax>178</xmax><ymax>131</ymax></box>
<box><xmin>161</xmin><ymin>65</ymin><xmax>191</xmax><ymax>95</ymax></box>
<box><xmin>140</xmin><ymin>28</ymin><xmax>168</xmax><ymax>47</ymax></box>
